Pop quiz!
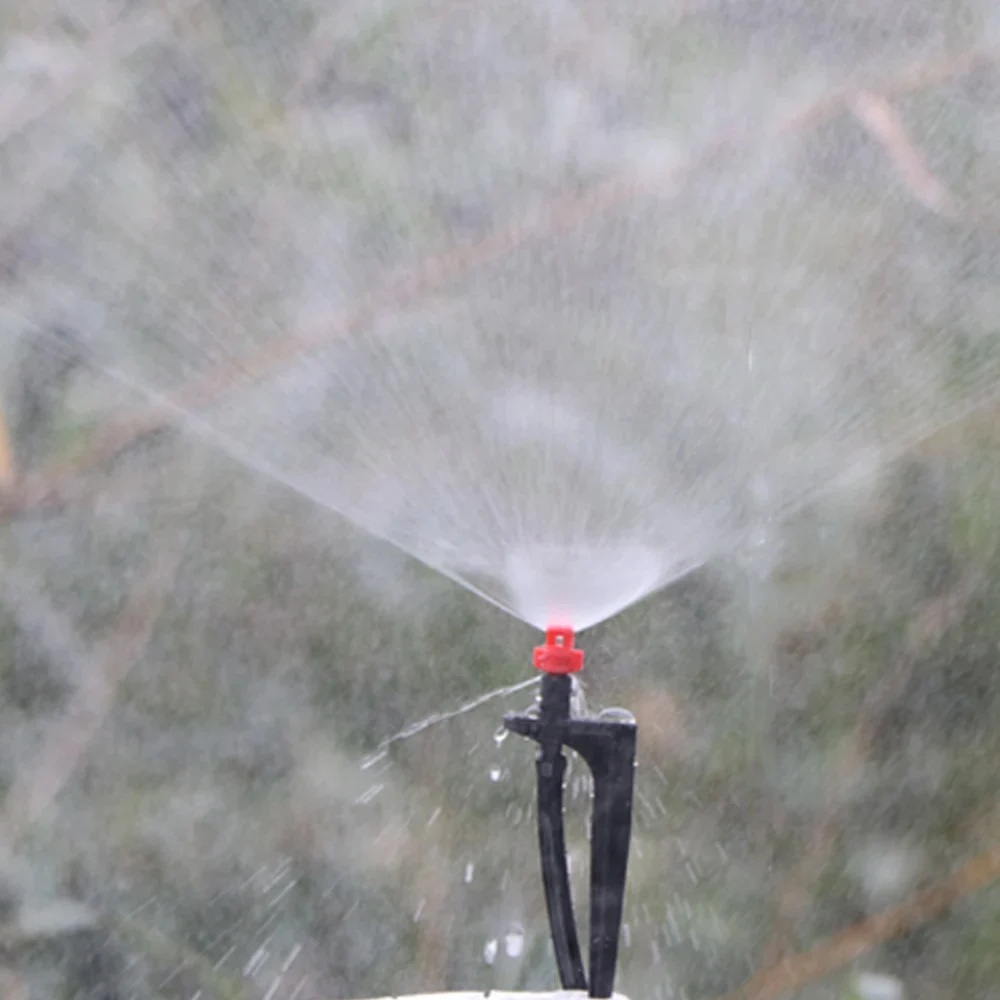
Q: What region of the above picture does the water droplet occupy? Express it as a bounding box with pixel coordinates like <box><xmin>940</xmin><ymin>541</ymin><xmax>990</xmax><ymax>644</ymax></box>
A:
<box><xmin>354</xmin><ymin>783</ymin><xmax>384</xmax><ymax>805</ymax></box>
<box><xmin>598</xmin><ymin>707</ymin><xmax>635</xmax><ymax>724</ymax></box>
<box><xmin>483</xmin><ymin>938</ymin><xmax>498</xmax><ymax>965</ymax></box>
<box><xmin>504</xmin><ymin>923</ymin><xmax>524</xmax><ymax>958</ymax></box>
<box><xmin>464</xmin><ymin>862</ymin><xmax>475</xmax><ymax>884</ymax></box>
<box><xmin>493</xmin><ymin>726</ymin><xmax>508</xmax><ymax>746</ymax></box>
<box><xmin>489</xmin><ymin>765</ymin><xmax>503</xmax><ymax>782</ymax></box>
<box><xmin>622</xmin><ymin>923</ymin><xmax>631</xmax><ymax>948</ymax></box>
<box><xmin>413</xmin><ymin>899</ymin><xmax>426</xmax><ymax>923</ymax></box>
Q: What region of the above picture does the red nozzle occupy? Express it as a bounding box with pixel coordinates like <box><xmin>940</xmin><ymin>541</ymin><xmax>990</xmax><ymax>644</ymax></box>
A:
<box><xmin>533</xmin><ymin>625</ymin><xmax>584</xmax><ymax>674</ymax></box>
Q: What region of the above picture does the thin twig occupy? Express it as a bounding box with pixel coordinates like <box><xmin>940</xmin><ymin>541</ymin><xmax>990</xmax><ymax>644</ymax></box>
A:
<box><xmin>720</xmin><ymin>842</ymin><xmax>1000</xmax><ymax>1000</ymax></box>
<box><xmin>0</xmin><ymin>395</ymin><xmax>14</xmax><ymax>491</ymax></box>
<box><xmin>851</xmin><ymin>91</ymin><xmax>958</xmax><ymax>216</ymax></box>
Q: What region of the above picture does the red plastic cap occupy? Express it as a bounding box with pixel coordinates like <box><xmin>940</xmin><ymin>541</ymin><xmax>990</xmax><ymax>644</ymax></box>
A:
<box><xmin>533</xmin><ymin>626</ymin><xmax>584</xmax><ymax>674</ymax></box>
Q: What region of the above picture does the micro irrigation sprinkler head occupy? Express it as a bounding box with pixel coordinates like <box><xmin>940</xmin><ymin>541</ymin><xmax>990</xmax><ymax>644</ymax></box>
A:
<box><xmin>504</xmin><ymin>627</ymin><xmax>637</xmax><ymax>999</ymax></box>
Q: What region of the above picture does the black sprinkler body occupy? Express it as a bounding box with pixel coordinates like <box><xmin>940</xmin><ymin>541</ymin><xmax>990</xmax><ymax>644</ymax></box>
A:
<box><xmin>503</xmin><ymin>627</ymin><xmax>637</xmax><ymax>998</ymax></box>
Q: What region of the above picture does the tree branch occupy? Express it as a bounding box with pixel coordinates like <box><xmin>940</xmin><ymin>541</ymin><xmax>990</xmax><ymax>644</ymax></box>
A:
<box><xmin>722</xmin><ymin>843</ymin><xmax>1000</xmax><ymax>1000</ymax></box>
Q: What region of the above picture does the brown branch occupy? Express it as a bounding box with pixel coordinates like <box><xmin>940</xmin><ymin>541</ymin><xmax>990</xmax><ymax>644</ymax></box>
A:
<box><xmin>719</xmin><ymin>842</ymin><xmax>1000</xmax><ymax>1000</ymax></box>
<box><xmin>3</xmin><ymin>405</ymin><xmax>171</xmax><ymax>515</ymax></box>
<box><xmin>851</xmin><ymin>91</ymin><xmax>958</xmax><ymax>216</ymax></box>
<box><xmin>0</xmin><ymin>396</ymin><xmax>14</xmax><ymax>492</ymax></box>
<box><xmin>0</xmin><ymin>463</ymin><xmax>196</xmax><ymax>868</ymax></box>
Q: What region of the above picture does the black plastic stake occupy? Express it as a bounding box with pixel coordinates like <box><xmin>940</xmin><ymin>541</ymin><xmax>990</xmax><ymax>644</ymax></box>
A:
<box><xmin>505</xmin><ymin>671</ymin><xmax>636</xmax><ymax>998</ymax></box>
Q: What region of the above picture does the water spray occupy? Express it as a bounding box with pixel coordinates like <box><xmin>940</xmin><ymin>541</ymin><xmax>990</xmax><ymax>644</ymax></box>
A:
<box><xmin>503</xmin><ymin>627</ymin><xmax>637</xmax><ymax>999</ymax></box>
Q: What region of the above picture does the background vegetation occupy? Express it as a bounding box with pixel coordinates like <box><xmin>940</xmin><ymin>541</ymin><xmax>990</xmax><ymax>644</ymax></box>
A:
<box><xmin>2</xmin><ymin>2</ymin><xmax>1000</xmax><ymax>999</ymax></box>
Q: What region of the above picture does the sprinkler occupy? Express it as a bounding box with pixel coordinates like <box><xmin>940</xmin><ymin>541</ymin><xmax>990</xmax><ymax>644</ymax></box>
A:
<box><xmin>504</xmin><ymin>627</ymin><xmax>637</xmax><ymax>999</ymax></box>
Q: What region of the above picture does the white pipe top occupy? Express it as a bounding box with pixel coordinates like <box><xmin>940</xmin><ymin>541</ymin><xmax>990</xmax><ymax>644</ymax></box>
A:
<box><xmin>343</xmin><ymin>993</ymin><xmax>632</xmax><ymax>1000</ymax></box>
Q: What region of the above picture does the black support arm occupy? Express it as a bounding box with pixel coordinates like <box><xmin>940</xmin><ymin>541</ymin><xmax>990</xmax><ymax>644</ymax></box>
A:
<box><xmin>504</xmin><ymin>671</ymin><xmax>636</xmax><ymax>998</ymax></box>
